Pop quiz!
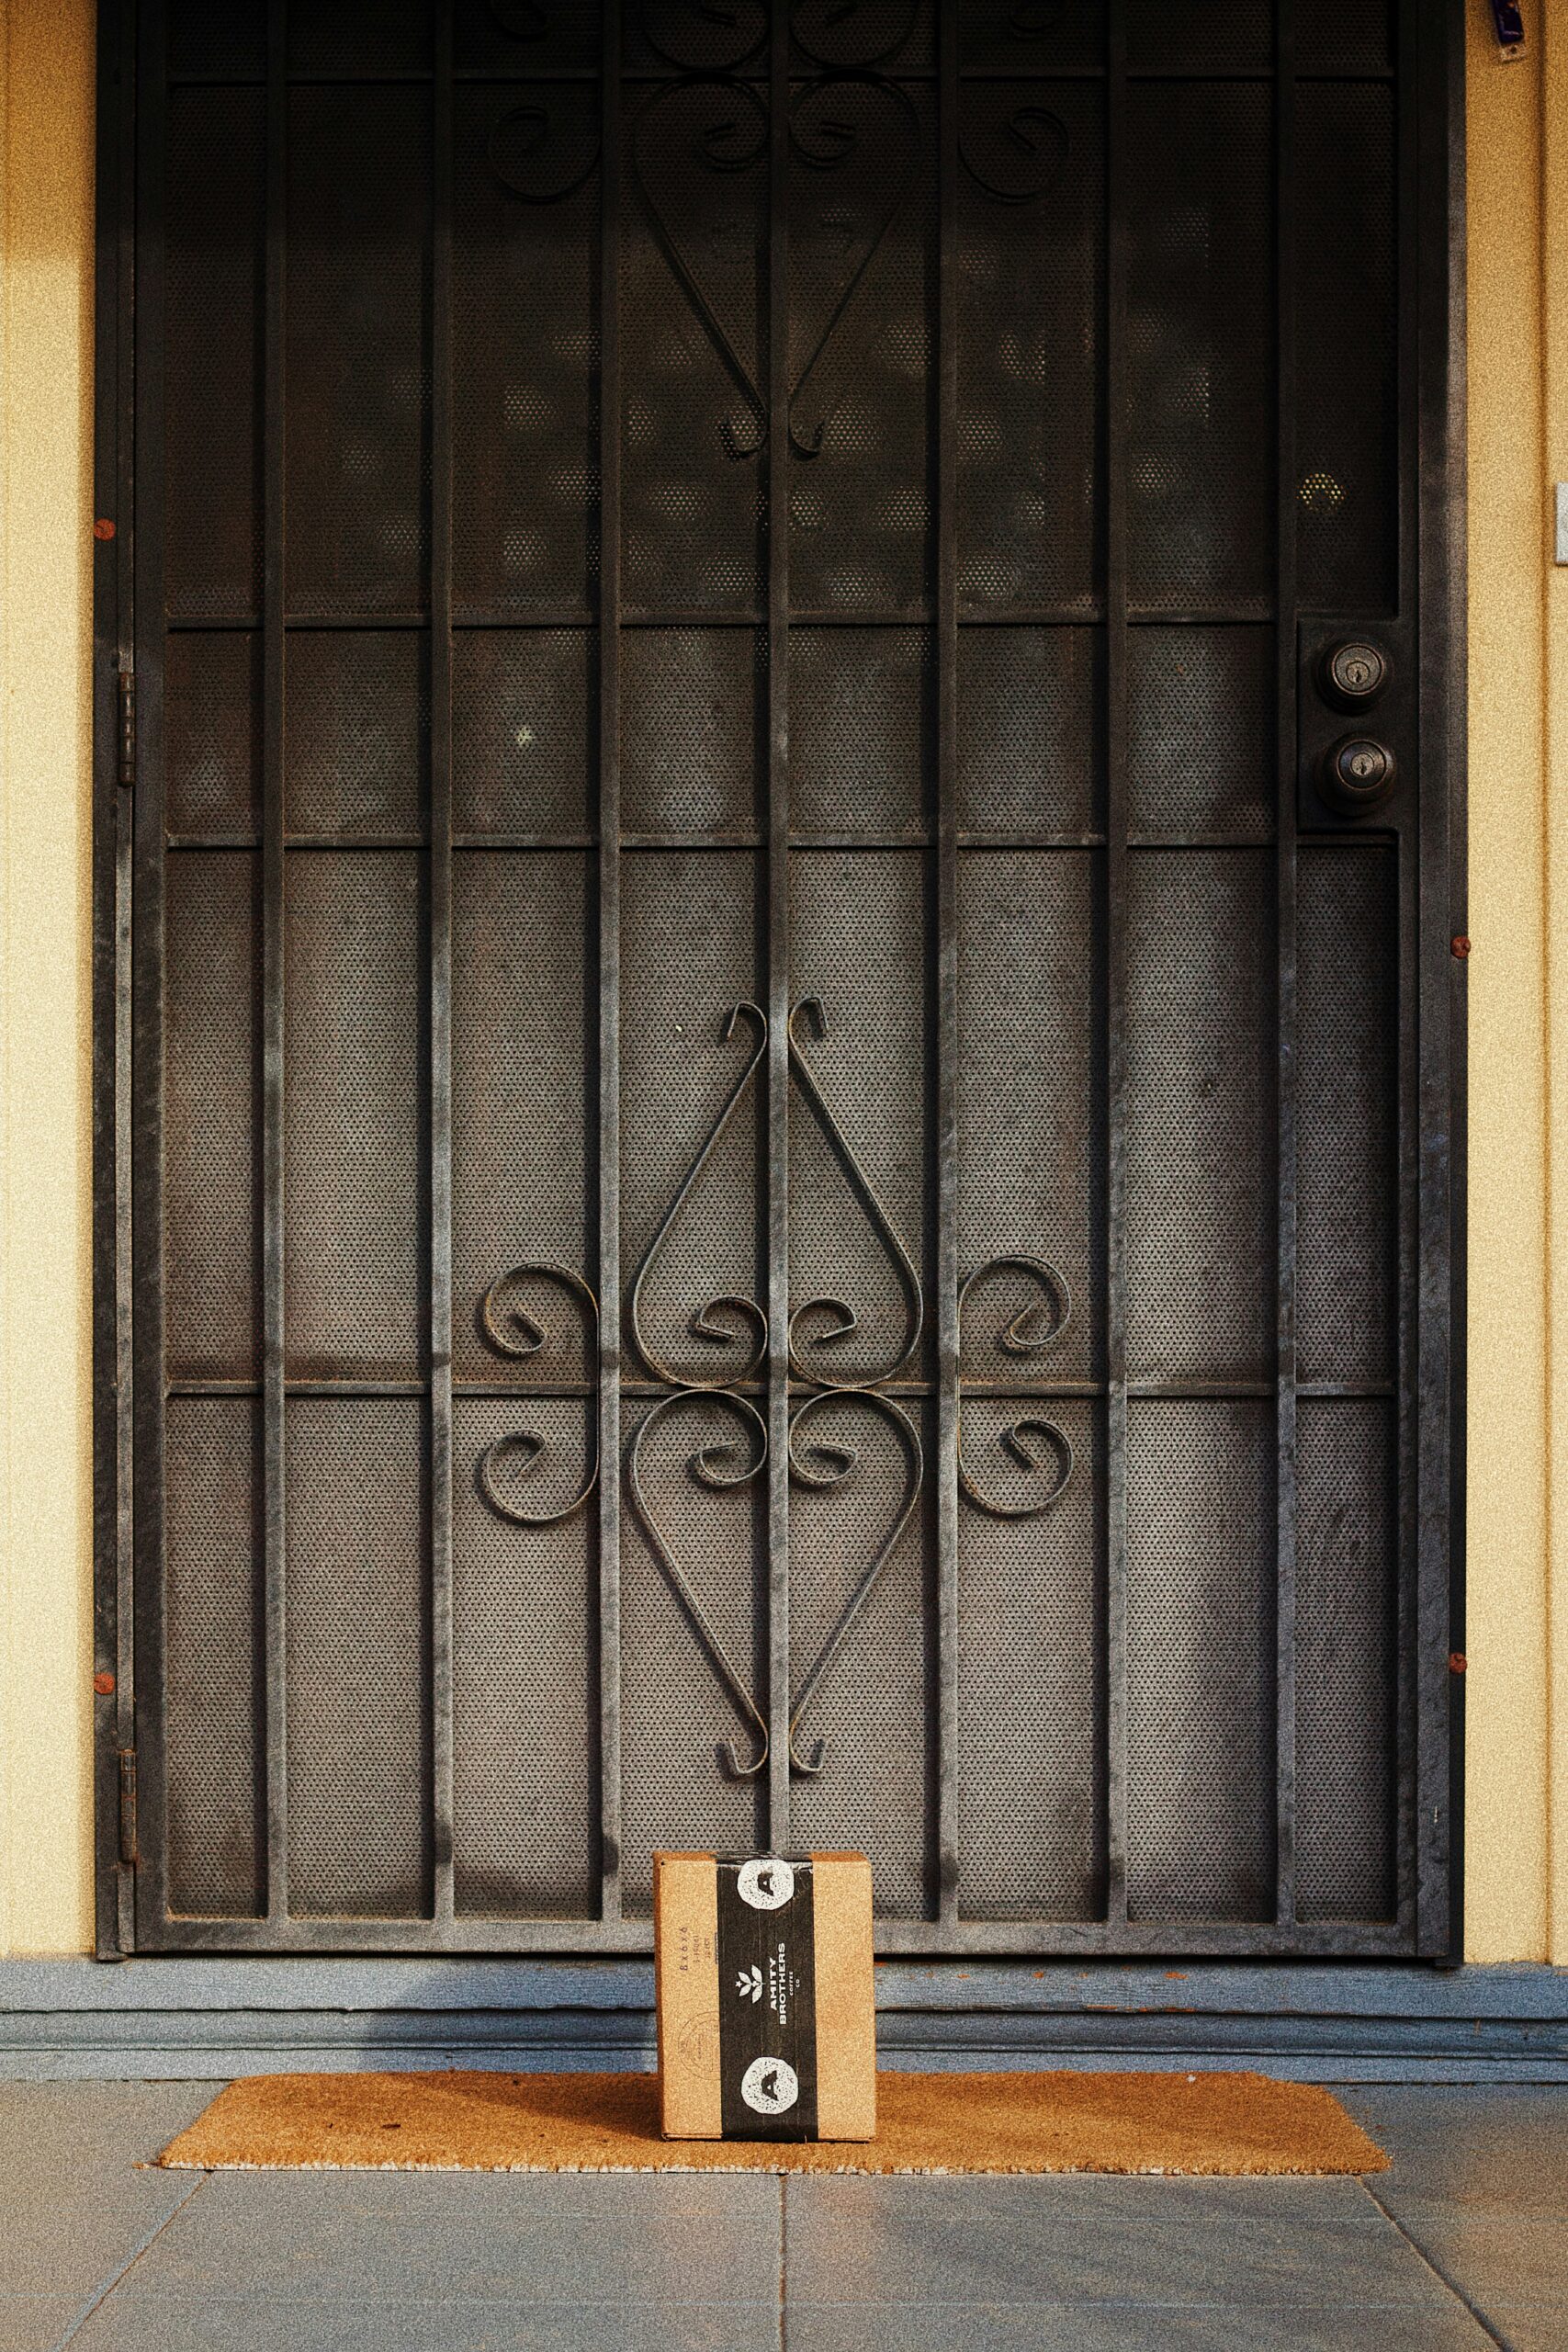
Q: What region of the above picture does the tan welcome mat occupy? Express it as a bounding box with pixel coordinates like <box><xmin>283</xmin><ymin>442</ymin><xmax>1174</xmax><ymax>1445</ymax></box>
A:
<box><xmin>159</xmin><ymin>2069</ymin><xmax>1385</xmax><ymax>2177</ymax></box>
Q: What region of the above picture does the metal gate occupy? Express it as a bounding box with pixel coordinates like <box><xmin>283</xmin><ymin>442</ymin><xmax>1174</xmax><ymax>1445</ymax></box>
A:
<box><xmin>93</xmin><ymin>0</ymin><xmax>1464</xmax><ymax>1957</ymax></box>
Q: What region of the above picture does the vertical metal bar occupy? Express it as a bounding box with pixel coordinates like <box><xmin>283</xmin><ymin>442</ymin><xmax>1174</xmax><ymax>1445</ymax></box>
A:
<box><xmin>1103</xmin><ymin>0</ymin><xmax>1130</xmax><ymax>1928</ymax></box>
<box><xmin>597</xmin><ymin>0</ymin><xmax>625</xmax><ymax>1920</ymax></box>
<box><xmin>98</xmin><ymin>0</ymin><xmax>139</xmax><ymax>1955</ymax></box>
<box><xmin>1273</xmin><ymin>0</ymin><xmax>1299</xmax><ymax>1931</ymax></box>
<box><xmin>1393</xmin><ymin>0</ymin><xmax>1422</xmax><ymax>1947</ymax></box>
<box><xmin>429</xmin><ymin>0</ymin><xmax>456</xmax><ymax>1931</ymax></box>
<box><xmin>1410</xmin><ymin>0</ymin><xmax>1457</xmax><ymax>1956</ymax></box>
<box><xmin>261</xmin><ymin>0</ymin><xmax>289</xmax><ymax>1927</ymax></box>
<box><xmin>765</xmin><ymin>0</ymin><xmax>793</xmax><ymax>1850</ymax></box>
<box><xmin>1430</xmin><ymin>0</ymin><xmax>1467</xmax><ymax>1962</ymax></box>
<box><xmin>129</xmin><ymin>0</ymin><xmax>171</xmax><ymax>1947</ymax></box>
<box><xmin>934</xmin><ymin>3</ymin><xmax>961</xmax><ymax>1928</ymax></box>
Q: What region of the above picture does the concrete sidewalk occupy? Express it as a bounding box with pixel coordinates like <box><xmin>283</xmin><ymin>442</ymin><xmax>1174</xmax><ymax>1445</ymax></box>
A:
<box><xmin>2</xmin><ymin>2082</ymin><xmax>1564</xmax><ymax>2349</ymax></box>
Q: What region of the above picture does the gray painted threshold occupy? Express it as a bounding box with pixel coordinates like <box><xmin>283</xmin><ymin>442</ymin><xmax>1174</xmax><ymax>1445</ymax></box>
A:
<box><xmin>1</xmin><ymin>1958</ymin><xmax>1564</xmax><ymax>2082</ymax></box>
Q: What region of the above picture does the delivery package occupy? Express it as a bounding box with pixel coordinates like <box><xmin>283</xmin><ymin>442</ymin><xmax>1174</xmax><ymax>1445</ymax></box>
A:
<box><xmin>654</xmin><ymin>1851</ymin><xmax>875</xmax><ymax>2141</ymax></box>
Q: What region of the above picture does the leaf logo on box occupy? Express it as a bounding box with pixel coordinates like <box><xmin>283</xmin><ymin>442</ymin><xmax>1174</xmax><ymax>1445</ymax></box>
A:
<box><xmin>735</xmin><ymin>1965</ymin><xmax>763</xmax><ymax>2004</ymax></box>
<box><xmin>740</xmin><ymin>2055</ymin><xmax>799</xmax><ymax>2116</ymax></box>
<box><xmin>736</xmin><ymin>1857</ymin><xmax>795</xmax><ymax>1911</ymax></box>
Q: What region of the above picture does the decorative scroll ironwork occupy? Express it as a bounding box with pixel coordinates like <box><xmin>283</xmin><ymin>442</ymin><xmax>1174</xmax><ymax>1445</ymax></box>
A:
<box><xmin>479</xmin><ymin>1001</ymin><xmax>1074</xmax><ymax>1780</ymax></box>
<box><xmin>631</xmin><ymin>62</ymin><xmax>919</xmax><ymax>458</ymax></box>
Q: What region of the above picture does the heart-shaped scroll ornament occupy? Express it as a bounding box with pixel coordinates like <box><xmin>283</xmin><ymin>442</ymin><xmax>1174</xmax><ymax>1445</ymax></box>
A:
<box><xmin>955</xmin><ymin>1255</ymin><xmax>1075</xmax><ymax>1518</ymax></box>
<box><xmin>791</xmin><ymin>0</ymin><xmax>919</xmax><ymax>69</ymax></box>
<box><xmin>475</xmin><ymin>1264</ymin><xmax>601</xmax><ymax>1527</ymax></box>
<box><xmin>639</xmin><ymin>0</ymin><xmax>769</xmax><ymax>73</ymax></box>
<box><xmin>626</xmin><ymin>1388</ymin><xmax>773</xmax><ymax>1778</ymax></box>
<box><xmin>785</xmin><ymin>1388</ymin><xmax>922</xmax><ymax>1774</ymax></box>
<box><xmin>786</xmin><ymin>997</ymin><xmax>923</xmax><ymax>1390</ymax></box>
<box><xmin>634</xmin><ymin>72</ymin><xmax>918</xmax><ymax>459</ymax></box>
<box><xmin>487</xmin><ymin>86</ymin><xmax>602</xmax><ymax>203</ymax></box>
<box><xmin>786</xmin><ymin>74</ymin><xmax>919</xmax><ymax>456</ymax></box>
<box><xmin>633</xmin><ymin>76</ymin><xmax>771</xmax><ymax>458</ymax></box>
<box><xmin>629</xmin><ymin>1001</ymin><xmax>768</xmax><ymax>1391</ymax></box>
<box><xmin>958</xmin><ymin>86</ymin><xmax>1069</xmax><ymax>203</ymax></box>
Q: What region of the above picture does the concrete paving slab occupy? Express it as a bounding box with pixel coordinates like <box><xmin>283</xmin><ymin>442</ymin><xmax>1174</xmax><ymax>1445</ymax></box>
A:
<box><xmin>68</xmin><ymin>2290</ymin><xmax>782</xmax><ymax>2352</ymax></box>
<box><xmin>1480</xmin><ymin>2309</ymin><xmax>1568</xmax><ymax>2352</ymax></box>
<box><xmin>0</xmin><ymin>2084</ymin><xmax>214</xmax><ymax>2301</ymax></box>
<box><xmin>1344</xmin><ymin>2087</ymin><xmax>1568</xmax><ymax>2212</ymax></box>
<box><xmin>1363</xmin><ymin>2194</ymin><xmax>1568</xmax><ymax>2311</ymax></box>
<box><xmin>0</xmin><ymin>2297</ymin><xmax>94</xmax><ymax>2352</ymax></box>
<box><xmin>782</xmin><ymin>2303</ymin><xmax>1501</xmax><ymax>2351</ymax></box>
<box><xmin>117</xmin><ymin>2168</ymin><xmax>782</xmax><ymax>2308</ymax></box>
<box><xmin>780</xmin><ymin>2176</ymin><xmax>1459</xmax><ymax>2310</ymax></box>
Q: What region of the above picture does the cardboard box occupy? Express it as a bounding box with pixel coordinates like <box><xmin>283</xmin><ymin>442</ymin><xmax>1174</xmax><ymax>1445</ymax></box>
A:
<box><xmin>654</xmin><ymin>1852</ymin><xmax>875</xmax><ymax>2141</ymax></box>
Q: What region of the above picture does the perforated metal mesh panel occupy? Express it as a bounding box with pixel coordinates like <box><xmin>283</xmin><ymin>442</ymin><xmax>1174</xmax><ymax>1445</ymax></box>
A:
<box><xmin>285</xmin><ymin>633</ymin><xmax>429</xmax><ymax>842</ymax></box>
<box><xmin>452</xmin><ymin>630</ymin><xmax>592</xmax><ymax>838</ymax></box>
<box><xmin>130</xmin><ymin>0</ymin><xmax>1450</xmax><ymax>1961</ymax></box>
<box><xmin>285</xmin><ymin>1400</ymin><xmax>432</xmax><ymax>1917</ymax></box>
<box><xmin>1126</xmin><ymin>1401</ymin><xmax>1276</xmax><ymax>1922</ymax></box>
<box><xmin>453</xmin><ymin>1398</ymin><xmax>597</xmax><ymax>1917</ymax></box>
<box><xmin>165</xmin><ymin>635</ymin><xmax>261</xmax><ymax>836</ymax></box>
<box><xmin>1128</xmin><ymin>629</ymin><xmax>1274</xmax><ymax>843</ymax></box>
<box><xmin>164</xmin><ymin>1400</ymin><xmax>265</xmax><ymax>1917</ymax></box>
<box><xmin>1297</xmin><ymin>847</ymin><xmax>1396</xmax><ymax>1382</ymax></box>
<box><xmin>454</xmin><ymin>86</ymin><xmax>600</xmax><ymax>619</ymax></box>
<box><xmin>1125</xmin><ymin>85</ymin><xmax>1272</xmax><ymax>617</ymax></box>
<box><xmin>286</xmin><ymin>89</ymin><xmax>431</xmax><ymax>616</ymax></box>
<box><xmin>164</xmin><ymin>852</ymin><xmax>261</xmax><ymax>1381</ymax></box>
<box><xmin>792</xmin><ymin>631</ymin><xmax>930</xmax><ymax>841</ymax></box>
<box><xmin>1124</xmin><ymin>851</ymin><xmax>1276</xmax><ymax>1382</ymax></box>
<box><xmin>1296</xmin><ymin>82</ymin><xmax>1397</xmax><ymax>615</ymax></box>
<box><xmin>957</xmin><ymin>80</ymin><xmax>1101</xmax><ymax>616</ymax></box>
<box><xmin>623</xmin><ymin>630</ymin><xmax>762</xmax><ymax>840</ymax></box>
<box><xmin>164</xmin><ymin>89</ymin><xmax>264</xmax><ymax>620</ymax></box>
<box><xmin>959</xmin><ymin>1399</ymin><xmax>1105</xmax><ymax>1919</ymax></box>
<box><xmin>957</xmin><ymin>630</ymin><xmax>1100</xmax><ymax>838</ymax></box>
<box><xmin>283</xmin><ymin>854</ymin><xmax>426</xmax><ymax>1377</ymax></box>
<box><xmin>1296</xmin><ymin>1400</ymin><xmax>1396</xmax><ymax>1921</ymax></box>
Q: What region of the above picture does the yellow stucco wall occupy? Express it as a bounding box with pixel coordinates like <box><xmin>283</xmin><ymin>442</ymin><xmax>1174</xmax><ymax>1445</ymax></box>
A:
<box><xmin>0</xmin><ymin>0</ymin><xmax>1562</xmax><ymax>1962</ymax></box>
<box><xmin>0</xmin><ymin>0</ymin><xmax>97</xmax><ymax>1956</ymax></box>
<box><xmin>1465</xmin><ymin>0</ymin><xmax>1565</xmax><ymax>1966</ymax></box>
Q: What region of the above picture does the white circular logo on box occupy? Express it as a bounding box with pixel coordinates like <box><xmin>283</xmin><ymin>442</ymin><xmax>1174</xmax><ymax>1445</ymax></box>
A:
<box><xmin>736</xmin><ymin>1857</ymin><xmax>795</xmax><ymax>1911</ymax></box>
<box><xmin>740</xmin><ymin>2056</ymin><xmax>799</xmax><ymax>2116</ymax></box>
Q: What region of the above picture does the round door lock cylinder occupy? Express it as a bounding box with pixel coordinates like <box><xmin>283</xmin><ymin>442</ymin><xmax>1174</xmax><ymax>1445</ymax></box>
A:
<box><xmin>1320</xmin><ymin>639</ymin><xmax>1390</xmax><ymax>709</ymax></box>
<box><xmin>1322</xmin><ymin>734</ymin><xmax>1397</xmax><ymax>813</ymax></box>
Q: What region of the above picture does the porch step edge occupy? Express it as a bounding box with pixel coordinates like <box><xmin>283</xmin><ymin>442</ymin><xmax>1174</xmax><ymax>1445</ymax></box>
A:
<box><xmin>1</xmin><ymin>1959</ymin><xmax>1565</xmax><ymax>2082</ymax></box>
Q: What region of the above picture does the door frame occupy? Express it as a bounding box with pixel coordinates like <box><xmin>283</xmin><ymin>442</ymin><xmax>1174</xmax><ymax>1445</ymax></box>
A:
<box><xmin>90</xmin><ymin>0</ymin><xmax>1468</xmax><ymax>1964</ymax></box>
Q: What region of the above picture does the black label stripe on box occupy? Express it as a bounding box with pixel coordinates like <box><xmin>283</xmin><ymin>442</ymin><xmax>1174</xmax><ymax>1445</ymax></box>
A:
<box><xmin>716</xmin><ymin>1858</ymin><xmax>818</xmax><ymax>2141</ymax></box>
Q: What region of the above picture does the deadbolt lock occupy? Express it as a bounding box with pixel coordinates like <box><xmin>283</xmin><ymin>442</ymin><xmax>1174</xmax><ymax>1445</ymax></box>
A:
<box><xmin>1322</xmin><ymin>734</ymin><xmax>1397</xmax><ymax>814</ymax></box>
<box><xmin>1319</xmin><ymin>638</ymin><xmax>1390</xmax><ymax>709</ymax></box>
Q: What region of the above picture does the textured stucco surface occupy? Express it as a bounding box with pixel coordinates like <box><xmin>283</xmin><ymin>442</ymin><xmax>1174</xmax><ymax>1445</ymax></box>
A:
<box><xmin>1547</xmin><ymin>0</ymin><xmax>1568</xmax><ymax>1970</ymax></box>
<box><xmin>0</xmin><ymin>0</ymin><xmax>96</xmax><ymax>1954</ymax></box>
<box><xmin>1463</xmin><ymin>3</ymin><xmax>1552</xmax><ymax>1960</ymax></box>
<box><xmin>0</xmin><ymin>0</ymin><xmax>1563</xmax><ymax>1960</ymax></box>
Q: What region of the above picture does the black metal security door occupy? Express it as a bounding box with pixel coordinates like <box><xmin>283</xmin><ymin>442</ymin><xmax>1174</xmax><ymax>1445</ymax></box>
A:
<box><xmin>95</xmin><ymin>0</ymin><xmax>1463</xmax><ymax>1957</ymax></box>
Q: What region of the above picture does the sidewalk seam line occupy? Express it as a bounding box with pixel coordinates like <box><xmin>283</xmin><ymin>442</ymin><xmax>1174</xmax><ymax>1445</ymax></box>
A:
<box><xmin>51</xmin><ymin>2169</ymin><xmax>210</xmax><ymax>2350</ymax></box>
<box><xmin>1356</xmin><ymin>2177</ymin><xmax>1511</xmax><ymax>2349</ymax></box>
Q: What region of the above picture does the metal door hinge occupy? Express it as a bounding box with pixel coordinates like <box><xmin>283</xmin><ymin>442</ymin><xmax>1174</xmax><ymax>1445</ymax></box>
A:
<box><xmin>118</xmin><ymin>1747</ymin><xmax>138</xmax><ymax>1866</ymax></box>
<box><xmin>117</xmin><ymin>663</ymin><xmax>136</xmax><ymax>789</ymax></box>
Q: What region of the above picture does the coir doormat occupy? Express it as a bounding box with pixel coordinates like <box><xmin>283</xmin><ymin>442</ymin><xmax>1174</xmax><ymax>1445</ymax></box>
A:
<box><xmin>159</xmin><ymin>2069</ymin><xmax>1386</xmax><ymax>2177</ymax></box>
